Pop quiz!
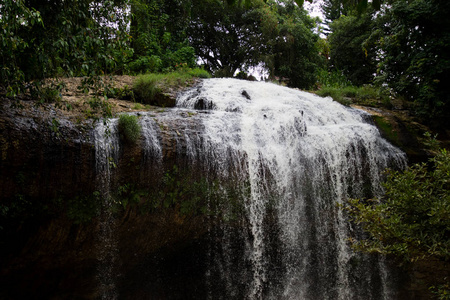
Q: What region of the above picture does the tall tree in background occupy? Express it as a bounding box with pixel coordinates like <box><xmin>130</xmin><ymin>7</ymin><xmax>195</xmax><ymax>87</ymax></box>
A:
<box><xmin>328</xmin><ymin>10</ymin><xmax>377</xmax><ymax>86</ymax></box>
<box><xmin>129</xmin><ymin>0</ymin><xmax>196</xmax><ymax>73</ymax></box>
<box><xmin>187</xmin><ymin>0</ymin><xmax>322</xmax><ymax>88</ymax></box>
<box><xmin>376</xmin><ymin>0</ymin><xmax>450</xmax><ymax>124</ymax></box>
<box><xmin>187</xmin><ymin>0</ymin><xmax>266</xmax><ymax>77</ymax></box>
<box><xmin>321</xmin><ymin>0</ymin><xmax>350</xmax><ymax>33</ymax></box>
<box><xmin>1</xmin><ymin>0</ymin><xmax>131</xmax><ymax>97</ymax></box>
<box><xmin>270</xmin><ymin>0</ymin><xmax>324</xmax><ymax>89</ymax></box>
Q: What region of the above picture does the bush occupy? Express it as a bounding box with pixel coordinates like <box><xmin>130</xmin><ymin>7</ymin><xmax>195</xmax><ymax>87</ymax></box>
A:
<box><xmin>315</xmin><ymin>87</ymin><xmax>350</xmax><ymax>105</ymax></box>
<box><xmin>317</xmin><ymin>68</ymin><xmax>352</xmax><ymax>89</ymax></box>
<box><xmin>128</xmin><ymin>55</ymin><xmax>163</xmax><ymax>74</ymax></box>
<box><xmin>118</xmin><ymin>114</ymin><xmax>142</xmax><ymax>144</ymax></box>
<box><xmin>133</xmin><ymin>74</ymin><xmax>162</xmax><ymax>104</ymax></box>
<box><xmin>187</xmin><ymin>68</ymin><xmax>211</xmax><ymax>79</ymax></box>
<box><xmin>316</xmin><ymin>85</ymin><xmax>391</xmax><ymax>107</ymax></box>
<box><xmin>344</xmin><ymin>145</ymin><xmax>450</xmax><ymax>297</ymax></box>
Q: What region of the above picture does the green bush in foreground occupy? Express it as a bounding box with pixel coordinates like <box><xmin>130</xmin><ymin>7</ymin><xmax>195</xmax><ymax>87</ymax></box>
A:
<box><xmin>345</xmin><ymin>146</ymin><xmax>450</xmax><ymax>298</ymax></box>
<box><xmin>118</xmin><ymin>114</ymin><xmax>142</xmax><ymax>144</ymax></box>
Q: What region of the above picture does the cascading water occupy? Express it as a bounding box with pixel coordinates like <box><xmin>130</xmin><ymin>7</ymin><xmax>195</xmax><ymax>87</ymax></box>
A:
<box><xmin>93</xmin><ymin>78</ymin><xmax>407</xmax><ymax>299</ymax></box>
<box><xmin>94</xmin><ymin>119</ymin><xmax>120</xmax><ymax>300</ymax></box>
<box><xmin>175</xmin><ymin>78</ymin><xmax>407</xmax><ymax>299</ymax></box>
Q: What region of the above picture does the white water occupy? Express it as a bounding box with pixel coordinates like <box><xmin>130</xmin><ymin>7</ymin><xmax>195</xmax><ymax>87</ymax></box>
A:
<box><xmin>94</xmin><ymin>119</ymin><xmax>120</xmax><ymax>300</ymax></box>
<box><xmin>177</xmin><ymin>78</ymin><xmax>407</xmax><ymax>299</ymax></box>
<box><xmin>93</xmin><ymin>78</ymin><xmax>406</xmax><ymax>299</ymax></box>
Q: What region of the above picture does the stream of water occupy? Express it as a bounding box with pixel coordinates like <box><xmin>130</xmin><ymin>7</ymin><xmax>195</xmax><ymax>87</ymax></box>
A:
<box><xmin>94</xmin><ymin>78</ymin><xmax>407</xmax><ymax>299</ymax></box>
<box><xmin>177</xmin><ymin>78</ymin><xmax>407</xmax><ymax>299</ymax></box>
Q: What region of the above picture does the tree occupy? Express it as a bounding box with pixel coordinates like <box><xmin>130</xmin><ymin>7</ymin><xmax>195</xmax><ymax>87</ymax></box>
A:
<box><xmin>270</xmin><ymin>1</ymin><xmax>324</xmax><ymax>89</ymax></box>
<box><xmin>328</xmin><ymin>10</ymin><xmax>377</xmax><ymax>86</ymax></box>
<box><xmin>187</xmin><ymin>0</ymin><xmax>322</xmax><ymax>88</ymax></box>
<box><xmin>187</xmin><ymin>0</ymin><xmax>266</xmax><ymax>77</ymax></box>
<box><xmin>129</xmin><ymin>0</ymin><xmax>196</xmax><ymax>73</ymax></box>
<box><xmin>1</xmin><ymin>0</ymin><xmax>131</xmax><ymax>98</ymax></box>
<box><xmin>321</xmin><ymin>0</ymin><xmax>351</xmax><ymax>32</ymax></box>
<box><xmin>375</xmin><ymin>0</ymin><xmax>450</xmax><ymax>125</ymax></box>
<box><xmin>345</xmin><ymin>145</ymin><xmax>450</xmax><ymax>297</ymax></box>
<box><xmin>0</xmin><ymin>0</ymin><xmax>43</xmax><ymax>97</ymax></box>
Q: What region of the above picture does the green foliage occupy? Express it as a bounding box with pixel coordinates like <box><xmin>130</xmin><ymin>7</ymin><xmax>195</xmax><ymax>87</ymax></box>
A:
<box><xmin>105</xmin><ymin>85</ymin><xmax>135</xmax><ymax>101</ymax></box>
<box><xmin>188</xmin><ymin>0</ymin><xmax>266</xmax><ymax>77</ymax></box>
<box><xmin>0</xmin><ymin>0</ymin><xmax>43</xmax><ymax>97</ymax></box>
<box><xmin>345</xmin><ymin>145</ymin><xmax>450</xmax><ymax>295</ymax></box>
<box><xmin>133</xmin><ymin>74</ymin><xmax>162</xmax><ymax>103</ymax></box>
<box><xmin>116</xmin><ymin>183</ymin><xmax>146</xmax><ymax>209</ymax></box>
<box><xmin>133</xmin><ymin>69</ymin><xmax>211</xmax><ymax>104</ymax></box>
<box><xmin>186</xmin><ymin>68</ymin><xmax>212</xmax><ymax>79</ymax></box>
<box><xmin>66</xmin><ymin>192</ymin><xmax>101</xmax><ymax>224</ymax></box>
<box><xmin>321</xmin><ymin>0</ymin><xmax>351</xmax><ymax>27</ymax></box>
<box><xmin>270</xmin><ymin>2</ymin><xmax>324</xmax><ymax>89</ymax></box>
<box><xmin>373</xmin><ymin>116</ymin><xmax>399</xmax><ymax>145</ymax></box>
<box><xmin>129</xmin><ymin>0</ymin><xmax>195</xmax><ymax>73</ymax></box>
<box><xmin>1</xmin><ymin>0</ymin><xmax>131</xmax><ymax>98</ymax></box>
<box><xmin>316</xmin><ymin>85</ymin><xmax>391</xmax><ymax>107</ymax></box>
<box><xmin>317</xmin><ymin>68</ymin><xmax>352</xmax><ymax>89</ymax></box>
<box><xmin>375</xmin><ymin>0</ymin><xmax>450</xmax><ymax>124</ymax></box>
<box><xmin>128</xmin><ymin>55</ymin><xmax>163</xmax><ymax>74</ymax></box>
<box><xmin>133</xmin><ymin>165</ymin><xmax>211</xmax><ymax>216</ymax></box>
<box><xmin>118</xmin><ymin>114</ymin><xmax>142</xmax><ymax>144</ymax></box>
<box><xmin>328</xmin><ymin>10</ymin><xmax>378</xmax><ymax>86</ymax></box>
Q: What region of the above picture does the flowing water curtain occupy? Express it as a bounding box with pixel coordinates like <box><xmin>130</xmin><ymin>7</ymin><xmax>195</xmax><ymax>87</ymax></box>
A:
<box><xmin>176</xmin><ymin>78</ymin><xmax>407</xmax><ymax>299</ymax></box>
<box><xmin>94</xmin><ymin>119</ymin><xmax>121</xmax><ymax>300</ymax></box>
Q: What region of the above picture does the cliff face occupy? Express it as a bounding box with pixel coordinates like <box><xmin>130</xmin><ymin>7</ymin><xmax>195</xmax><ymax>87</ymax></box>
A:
<box><xmin>0</xmin><ymin>86</ymin><xmax>444</xmax><ymax>299</ymax></box>
<box><xmin>0</xmin><ymin>96</ymin><xmax>211</xmax><ymax>299</ymax></box>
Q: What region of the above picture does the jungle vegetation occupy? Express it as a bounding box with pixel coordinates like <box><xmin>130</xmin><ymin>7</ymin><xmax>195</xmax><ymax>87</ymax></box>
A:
<box><xmin>1</xmin><ymin>0</ymin><xmax>449</xmax><ymax>125</ymax></box>
<box><xmin>1</xmin><ymin>1</ymin><xmax>449</xmax><ymax>295</ymax></box>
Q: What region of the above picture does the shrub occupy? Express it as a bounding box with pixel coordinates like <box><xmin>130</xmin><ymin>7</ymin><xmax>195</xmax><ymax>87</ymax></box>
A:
<box><xmin>128</xmin><ymin>55</ymin><xmax>162</xmax><ymax>74</ymax></box>
<box><xmin>344</xmin><ymin>144</ymin><xmax>450</xmax><ymax>298</ymax></box>
<box><xmin>188</xmin><ymin>68</ymin><xmax>211</xmax><ymax>79</ymax></box>
<box><xmin>315</xmin><ymin>87</ymin><xmax>350</xmax><ymax>105</ymax></box>
<box><xmin>133</xmin><ymin>74</ymin><xmax>162</xmax><ymax>104</ymax></box>
<box><xmin>118</xmin><ymin>114</ymin><xmax>142</xmax><ymax>144</ymax></box>
<box><xmin>316</xmin><ymin>85</ymin><xmax>391</xmax><ymax>108</ymax></box>
<box><xmin>317</xmin><ymin>68</ymin><xmax>352</xmax><ymax>89</ymax></box>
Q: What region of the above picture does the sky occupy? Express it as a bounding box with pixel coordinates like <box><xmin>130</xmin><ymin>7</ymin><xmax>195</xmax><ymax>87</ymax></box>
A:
<box><xmin>304</xmin><ymin>0</ymin><xmax>325</xmax><ymax>20</ymax></box>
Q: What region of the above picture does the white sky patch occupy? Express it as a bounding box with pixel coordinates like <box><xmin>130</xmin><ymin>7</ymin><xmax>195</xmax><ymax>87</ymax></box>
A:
<box><xmin>304</xmin><ymin>0</ymin><xmax>325</xmax><ymax>20</ymax></box>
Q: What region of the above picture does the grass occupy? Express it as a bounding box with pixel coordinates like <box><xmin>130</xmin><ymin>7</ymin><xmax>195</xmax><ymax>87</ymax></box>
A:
<box><xmin>133</xmin><ymin>68</ymin><xmax>211</xmax><ymax>105</ymax></box>
<box><xmin>315</xmin><ymin>85</ymin><xmax>391</xmax><ymax>108</ymax></box>
<box><xmin>118</xmin><ymin>114</ymin><xmax>142</xmax><ymax>144</ymax></box>
<box><xmin>373</xmin><ymin>116</ymin><xmax>399</xmax><ymax>146</ymax></box>
<box><xmin>133</xmin><ymin>74</ymin><xmax>162</xmax><ymax>104</ymax></box>
<box><xmin>315</xmin><ymin>68</ymin><xmax>392</xmax><ymax>108</ymax></box>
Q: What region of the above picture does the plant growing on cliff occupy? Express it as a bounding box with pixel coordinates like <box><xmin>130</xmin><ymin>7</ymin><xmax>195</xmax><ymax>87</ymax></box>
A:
<box><xmin>133</xmin><ymin>74</ymin><xmax>162</xmax><ymax>104</ymax></box>
<box><xmin>118</xmin><ymin>114</ymin><xmax>142</xmax><ymax>144</ymax></box>
<box><xmin>344</xmin><ymin>146</ymin><xmax>450</xmax><ymax>297</ymax></box>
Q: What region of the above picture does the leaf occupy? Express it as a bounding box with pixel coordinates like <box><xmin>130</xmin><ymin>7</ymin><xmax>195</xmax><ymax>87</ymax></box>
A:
<box><xmin>294</xmin><ymin>0</ymin><xmax>304</xmax><ymax>7</ymax></box>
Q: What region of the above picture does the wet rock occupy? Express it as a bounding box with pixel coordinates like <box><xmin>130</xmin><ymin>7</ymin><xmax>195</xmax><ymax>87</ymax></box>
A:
<box><xmin>0</xmin><ymin>98</ymin><xmax>208</xmax><ymax>299</ymax></box>
<box><xmin>241</xmin><ymin>90</ymin><xmax>251</xmax><ymax>100</ymax></box>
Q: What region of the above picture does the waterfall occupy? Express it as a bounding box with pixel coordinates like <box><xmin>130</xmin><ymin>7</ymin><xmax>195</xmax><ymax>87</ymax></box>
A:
<box><xmin>176</xmin><ymin>78</ymin><xmax>407</xmax><ymax>299</ymax></box>
<box><xmin>94</xmin><ymin>119</ymin><xmax>120</xmax><ymax>300</ymax></box>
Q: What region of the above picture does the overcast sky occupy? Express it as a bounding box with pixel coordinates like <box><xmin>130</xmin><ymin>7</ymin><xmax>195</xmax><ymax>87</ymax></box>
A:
<box><xmin>304</xmin><ymin>0</ymin><xmax>325</xmax><ymax>20</ymax></box>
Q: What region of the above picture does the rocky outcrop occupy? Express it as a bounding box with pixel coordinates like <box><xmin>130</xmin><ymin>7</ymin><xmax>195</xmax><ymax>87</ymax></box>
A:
<box><xmin>0</xmin><ymin>97</ymin><xmax>210</xmax><ymax>299</ymax></box>
<box><xmin>0</xmin><ymin>91</ymin><xmax>444</xmax><ymax>299</ymax></box>
<box><xmin>353</xmin><ymin>105</ymin><xmax>437</xmax><ymax>163</ymax></box>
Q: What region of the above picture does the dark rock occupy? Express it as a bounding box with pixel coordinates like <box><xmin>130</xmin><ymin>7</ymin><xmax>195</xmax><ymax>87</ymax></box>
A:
<box><xmin>0</xmin><ymin>98</ymin><xmax>209</xmax><ymax>299</ymax></box>
<box><xmin>241</xmin><ymin>90</ymin><xmax>251</xmax><ymax>100</ymax></box>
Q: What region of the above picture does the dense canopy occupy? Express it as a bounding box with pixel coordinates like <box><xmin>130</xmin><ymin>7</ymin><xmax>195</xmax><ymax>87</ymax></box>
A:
<box><xmin>1</xmin><ymin>0</ymin><xmax>449</xmax><ymax>120</ymax></box>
